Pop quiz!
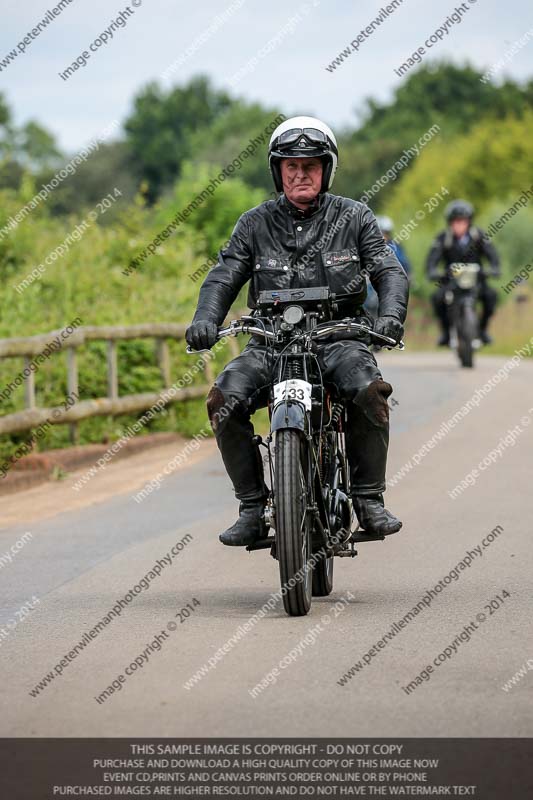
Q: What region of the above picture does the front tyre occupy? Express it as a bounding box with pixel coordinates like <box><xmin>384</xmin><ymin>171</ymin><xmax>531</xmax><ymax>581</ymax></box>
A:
<box><xmin>275</xmin><ymin>429</ymin><xmax>313</xmax><ymax>616</ymax></box>
<box><xmin>458</xmin><ymin>304</ymin><xmax>476</xmax><ymax>368</ymax></box>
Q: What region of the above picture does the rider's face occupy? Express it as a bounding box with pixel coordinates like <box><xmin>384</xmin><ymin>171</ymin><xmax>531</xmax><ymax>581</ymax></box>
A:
<box><xmin>450</xmin><ymin>217</ymin><xmax>470</xmax><ymax>238</ymax></box>
<box><xmin>281</xmin><ymin>157</ymin><xmax>322</xmax><ymax>208</ymax></box>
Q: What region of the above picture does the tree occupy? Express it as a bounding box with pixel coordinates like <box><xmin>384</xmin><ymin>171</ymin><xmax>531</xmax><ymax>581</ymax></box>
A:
<box><xmin>17</xmin><ymin>121</ymin><xmax>62</xmax><ymax>171</ymax></box>
<box><xmin>333</xmin><ymin>62</ymin><xmax>533</xmax><ymax>210</ymax></box>
<box><xmin>124</xmin><ymin>76</ymin><xmax>233</xmax><ymax>202</ymax></box>
<box><xmin>0</xmin><ymin>92</ymin><xmax>14</xmax><ymax>162</ymax></box>
<box><xmin>385</xmin><ymin>111</ymin><xmax>533</xmax><ymax>291</ymax></box>
<box><xmin>0</xmin><ymin>95</ymin><xmax>63</xmax><ymax>189</ymax></box>
<box><xmin>185</xmin><ymin>102</ymin><xmax>284</xmax><ymax>195</ymax></box>
<box><xmin>44</xmin><ymin>141</ymin><xmax>139</xmax><ymax>218</ymax></box>
<box><xmin>355</xmin><ymin>62</ymin><xmax>529</xmax><ymax>144</ymax></box>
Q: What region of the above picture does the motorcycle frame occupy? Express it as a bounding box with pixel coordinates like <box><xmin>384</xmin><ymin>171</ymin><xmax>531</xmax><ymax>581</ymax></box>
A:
<box><xmin>262</xmin><ymin>324</ymin><xmax>350</xmax><ymax>559</ymax></box>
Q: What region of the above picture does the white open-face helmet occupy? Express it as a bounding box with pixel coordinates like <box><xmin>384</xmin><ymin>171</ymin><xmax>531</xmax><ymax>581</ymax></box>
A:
<box><xmin>268</xmin><ymin>115</ymin><xmax>338</xmax><ymax>193</ymax></box>
<box><xmin>377</xmin><ymin>216</ymin><xmax>394</xmax><ymax>234</ymax></box>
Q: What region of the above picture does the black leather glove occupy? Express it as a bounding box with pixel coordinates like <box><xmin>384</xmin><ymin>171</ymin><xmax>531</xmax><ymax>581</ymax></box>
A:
<box><xmin>374</xmin><ymin>315</ymin><xmax>404</xmax><ymax>344</ymax></box>
<box><xmin>185</xmin><ymin>320</ymin><xmax>219</xmax><ymax>351</ymax></box>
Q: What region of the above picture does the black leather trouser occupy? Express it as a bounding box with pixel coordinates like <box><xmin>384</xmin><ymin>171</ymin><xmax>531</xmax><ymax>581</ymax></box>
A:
<box><xmin>432</xmin><ymin>282</ymin><xmax>498</xmax><ymax>333</ymax></box>
<box><xmin>206</xmin><ymin>339</ymin><xmax>393</xmax><ymax>504</ymax></box>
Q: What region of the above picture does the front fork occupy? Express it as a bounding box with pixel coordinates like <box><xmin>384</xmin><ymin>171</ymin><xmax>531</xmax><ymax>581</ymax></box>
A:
<box><xmin>445</xmin><ymin>289</ymin><xmax>459</xmax><ymax>348</ymax></box>
<box><xmin>446</xmin><ymin>291</ymin><xmax>478</xmax><ymax>348</ymax></box>
<box><xmin>255</xmin><ymin>405</ymin><xmax>321</xmax><ymax>559</ymax></box>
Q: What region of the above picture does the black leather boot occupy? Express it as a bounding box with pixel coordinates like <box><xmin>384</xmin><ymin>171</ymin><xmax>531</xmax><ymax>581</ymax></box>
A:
<box><xmin>479</xmin><ymin>292</ymin><xmax>495</xmax><ymax>345</ymax></box>
<box><xmin>206</xmin><ymin>387</ymin><xmax>269</xmax><ymax>546</ymax></box>
<box><xmin>346</xmin><ymin>380</ymin><xmax>402</xmax><ymax>537</ymax></box>
<box><xmin>437</xmin><ymin>315</ymin><xmax>450</xmax><ymax>346</ymax></box>
<box><xmin>207</xmin><ymin>387</ymin><xmax>269</xmax><ymax>503</ymax></box>
<box><xmin>479</xmin><ymin>325</ymin><xmax>492</xmax><ymax>345</ymax></box>
<box><xmin>432</xmin><ymin>290</ymin><xmax>451</xmax><ymax>346</ymax></box>
<box><xmin>219</xmin><ymin>500</ymin><xmax>268</xmax><ymax>546</ymax></box>
<box><xmin>353</xmin><ymin>494</ymin><xmax>402</xmax><ymax>536</ymax></box>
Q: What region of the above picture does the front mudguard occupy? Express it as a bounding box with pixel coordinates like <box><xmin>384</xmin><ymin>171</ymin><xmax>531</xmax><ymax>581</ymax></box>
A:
<box><xmin>270</xmin><ymin>400</ymin><xmax>307</xmax><ymax>433</ymax></box>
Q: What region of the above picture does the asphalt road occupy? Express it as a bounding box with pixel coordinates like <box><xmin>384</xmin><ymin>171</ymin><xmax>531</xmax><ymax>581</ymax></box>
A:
<box><xmin>1</xmin><ymin>351</ymin><xmax>532</xmax><ymax>737</ymax></box>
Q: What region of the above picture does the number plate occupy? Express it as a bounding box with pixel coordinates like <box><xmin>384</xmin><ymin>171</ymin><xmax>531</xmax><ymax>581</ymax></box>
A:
<box><xmin>273</xmin><ymin>379</ymin><xmax>312</xmax><ymax>410</ymax></box>
<box><xmin>450</xmin><ymin>262</ymin><xmax>480</xmax><ymax>289</ymax></box>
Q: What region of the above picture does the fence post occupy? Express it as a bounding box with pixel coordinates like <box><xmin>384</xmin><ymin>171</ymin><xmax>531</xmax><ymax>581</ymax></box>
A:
<box><xmin>107</xmin><ymin>340</ymin><xmax>118</xmax><ymax>400</ymax></box>
<box><xmin>156</xmin><ymin>338</ymin><xmax>171</xmax><ymax>388</ymax></box>
<box><xmin>22</xmin><ymin>357</ymin><xmax>37</xmax><ymax>454</ymax></box>
<box><xmin>228</xmin><ymin>337</ymin><xmax>240</xmax><ymax>359</ymax></box>
<box><xmin>67</xmin><ymin>347</ymin><xmax>79</xmax><ymax>444</ymax></box>
<box><xmin>203</xmin><ymin>352</ymin><xmax>215</xmax><ymax>385</ymax></box>
<box><xmin>23</xmin><ymin>357</ymin><xmax>36</xmax><ymax>410</ymax></box>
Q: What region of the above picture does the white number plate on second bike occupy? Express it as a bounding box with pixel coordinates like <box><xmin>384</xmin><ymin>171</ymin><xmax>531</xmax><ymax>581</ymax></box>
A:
<box><xmin>273</xmin><ymin>379</ymin><xmax>312</xmax><ymax>410</ymax></box>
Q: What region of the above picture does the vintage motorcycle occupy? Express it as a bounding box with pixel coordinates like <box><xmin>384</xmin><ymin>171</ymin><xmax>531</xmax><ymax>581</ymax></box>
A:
<box><xmin>189</xmin><ymin>287</ymin><xmax>403</xmax><ymax>616</ymax></box>
<box><xmin>442</xmin><ymin>262</ymin><xmax>499</xmax><ymax>369</ymax></box>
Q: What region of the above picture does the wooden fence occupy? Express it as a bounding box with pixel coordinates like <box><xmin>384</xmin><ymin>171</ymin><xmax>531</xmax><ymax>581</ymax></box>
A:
<box><xmin>0</xmin><ymin>323</ymin><xmax>240</xmax><ymax>441</ymax></box>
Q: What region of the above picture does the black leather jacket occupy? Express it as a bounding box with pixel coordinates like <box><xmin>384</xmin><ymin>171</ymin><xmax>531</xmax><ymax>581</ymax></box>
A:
<box><xmin>426</xmin><ymin>226</ymin><xmax>501</xmax><ymax>280</ymax></box>
<box><xmin>192</xmin><ymin>193</ymin><xmax>409</xmax><ymax>325</ymax></box>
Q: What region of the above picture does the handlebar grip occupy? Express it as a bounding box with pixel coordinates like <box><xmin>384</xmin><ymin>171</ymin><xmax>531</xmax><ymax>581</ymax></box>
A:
<box><xmin>186</xmin><ymin>328</ymin><xmax>229</xmax><ymax>354</ymax></box>
<box><xmin>186</xmin><ymin>345</ymin><xmax>211</xmax><ymax>354</ymax></box>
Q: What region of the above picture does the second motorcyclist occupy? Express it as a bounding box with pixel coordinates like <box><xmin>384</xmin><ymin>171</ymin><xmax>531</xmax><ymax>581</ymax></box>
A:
<box><xmin>426</xmin><ymin>200</ymin><xmax>500</xmax><ymax>345</ymax></box>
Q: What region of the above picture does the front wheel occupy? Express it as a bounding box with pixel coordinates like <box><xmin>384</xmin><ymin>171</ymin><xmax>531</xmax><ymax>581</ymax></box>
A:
<box><xmin>457</xmin><ymin>304</ymin><xmax>477</xmax><ymax>368</ymax></box>
<box><xmin>275</xmin><ymin>429</ymin><xmax>313</xmax><ymax>616</ymax></box>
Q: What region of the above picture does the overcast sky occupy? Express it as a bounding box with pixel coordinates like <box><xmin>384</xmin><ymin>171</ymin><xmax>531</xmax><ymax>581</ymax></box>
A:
<box><xmin>2</xmin><ymin>0</ymin><xmax>532</xmax><ymax>153</ymax></box>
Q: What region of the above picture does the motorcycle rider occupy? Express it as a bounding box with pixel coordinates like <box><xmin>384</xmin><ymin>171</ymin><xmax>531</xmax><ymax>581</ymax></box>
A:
<box><xmin>365</xmin><ymin>216</ymin><xmax>411</xmax><ymax>319</ymax></box>
<box><xmin>377</xmin><ymin>216</ymin><xmax>412</xmax><ymax>278</ymax></box>
<box><xmin>426</xmin><ymin>200</ymin><xmax>500</xmax><ymax>346</ymax></box>
<box><xmin>186</xmin><ymin>116</ymin><xmax>409</xmax><ymax>546</ymax></box>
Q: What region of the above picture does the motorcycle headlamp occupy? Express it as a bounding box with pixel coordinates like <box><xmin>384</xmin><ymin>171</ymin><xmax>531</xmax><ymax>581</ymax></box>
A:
<box><xmin>282</xmin><ymin>305</ymin><xmax>305</xmax><ymax>325</ymax></box>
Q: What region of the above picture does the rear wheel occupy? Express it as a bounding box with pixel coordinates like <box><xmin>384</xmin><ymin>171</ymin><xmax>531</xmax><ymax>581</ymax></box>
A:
<box><xmin>312</xmin><ymin>423</ymin><xmax>352</xmax><ymax>596</ymax></box>
<box><xmin>275</xmin><ymin>429</ymin><xmax>313</xmax><ymax>616</ymax></box>
<box><xmin>312</xmin><ymin>432</ymin><xmax>336</xmax><ymax>598</ymax></box>
<box><xmin>312</xmin><ymin>550</ymin><xmax>334</xmax><ymax>596</ymax></box>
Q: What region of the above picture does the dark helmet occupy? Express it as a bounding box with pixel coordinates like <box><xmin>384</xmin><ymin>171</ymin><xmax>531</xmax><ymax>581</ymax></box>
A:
<box><xmin>445</xmin><ymin>199</ymin><xmax>474</xmax><ymax>222</ymax></box>
<box><xmin>268</xmin><ymin>115</ymin><xmax>338</xmax><ymax>193</ymax></box>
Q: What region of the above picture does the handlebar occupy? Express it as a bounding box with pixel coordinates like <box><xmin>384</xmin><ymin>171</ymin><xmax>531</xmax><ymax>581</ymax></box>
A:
<box><xmin>432</xmin><ymin>266</ymin><xmax>500</xmax><ymax>280</ymax></box>
<box><xmin>186</xmin><ymin>319</ymin><xmax>404</xmax><ymax>354</ymax></box>
<box><xmin>312</xmin><ymin>321</ymin><xmax>404</xmax><ymax>348</ymax></box>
